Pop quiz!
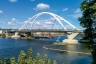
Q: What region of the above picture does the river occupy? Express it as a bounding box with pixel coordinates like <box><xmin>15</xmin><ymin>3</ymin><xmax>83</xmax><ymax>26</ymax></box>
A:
<box><xmin>0</xmin><ymin>36</ymin><xmax>91</xmax><ymax>64</ymax></box>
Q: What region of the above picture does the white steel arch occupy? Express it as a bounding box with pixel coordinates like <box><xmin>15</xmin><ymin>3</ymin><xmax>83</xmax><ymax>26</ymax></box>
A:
<box><xmin>19</xmin><ymin>12</ymin><xmax>79</xmax><ymax>30</ymax></box>
<box><xmin>30</xmin><ymin>12</ymin><xmax>67</xmax><ymax>30</ymax></box>
<box><xmin>53</xmin><ymin>14</ymin><xmax>79</xmax><ymax>30</ymax></box>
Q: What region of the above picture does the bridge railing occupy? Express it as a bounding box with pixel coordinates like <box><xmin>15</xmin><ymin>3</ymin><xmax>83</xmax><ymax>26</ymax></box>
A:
<box><xmin>7</xmin><ymin>29</ymin><xmax>83</xmax><ymax>33</ymax></box>
<box><xmin>20</xmin><ymin>28</ymin><xmax>78</xmax><ymax>30</ymax></box>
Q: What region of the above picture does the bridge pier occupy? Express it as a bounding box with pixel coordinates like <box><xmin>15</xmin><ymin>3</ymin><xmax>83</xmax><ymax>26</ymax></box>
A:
<box><xmin>62</xmin><ymin>39</ymin><xmax>78</xmax><ymax>44</ymax></box>
<box><xmin>11</xmin><ymin>32</ymin><xmax>20</xmax><ymax>39</ymax></box>
<box><xmin>62</xmin><ymin>32</ymin><xmax>79</xmax><ymax>44</ymax></box>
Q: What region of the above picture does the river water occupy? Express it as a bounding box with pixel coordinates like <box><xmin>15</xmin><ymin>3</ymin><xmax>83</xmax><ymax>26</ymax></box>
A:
<box><xmin>0</xmin><ymin>36</ymin><xmax>92</xmax><ymax>64</ymax></box>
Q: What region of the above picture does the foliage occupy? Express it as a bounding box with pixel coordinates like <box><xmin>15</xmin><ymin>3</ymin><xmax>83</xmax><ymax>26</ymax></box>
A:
<box><xmin>0</xmin><ymin>48</ymin><xmax>57</xmax><ymax>64</ymax></box>
<box><xmin>79</xmin><ymin>0</ymin><xmax>96</xmax><ymax>64</ymax></box>
<box><xmin>0</xmin><ymin>34</ymin><xmax>6</xmax><ymax>37</ymax></box>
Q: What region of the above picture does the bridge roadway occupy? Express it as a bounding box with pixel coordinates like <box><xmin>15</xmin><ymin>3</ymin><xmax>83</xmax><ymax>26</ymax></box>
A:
<box><xmin>9</xmin><ymin>29</ymin><xmax>81</xmax><ymax>33</ymax></box>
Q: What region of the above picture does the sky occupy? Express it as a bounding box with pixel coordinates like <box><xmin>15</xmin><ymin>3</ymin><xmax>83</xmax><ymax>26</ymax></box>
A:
<box><xmin>0</xmin><ymin>0</ymin><xmax>83</xmax><ymax>29</ymax></box>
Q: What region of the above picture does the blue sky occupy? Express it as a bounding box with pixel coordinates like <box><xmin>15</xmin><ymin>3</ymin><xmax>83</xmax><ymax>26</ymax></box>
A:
<box><xmin>0</xmin><ymin>0</ymin><xmax>83</xmax><ymax>29</ymax></box>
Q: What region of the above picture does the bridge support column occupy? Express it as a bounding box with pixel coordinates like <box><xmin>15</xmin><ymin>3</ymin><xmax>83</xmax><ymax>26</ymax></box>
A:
<box><xmin>62</xmin><ymin>32</ymin><xmax>79</xmax><ymax>44</ymax></box>
<box><xmin>62</xmin><ymin>39</ymin><xmax>78</xmax><ymax>44</ymax></box>
<box><xmin>11</xmin><ymin>32</ymin><xmax>20</xmax><ymax>39</ymax></box>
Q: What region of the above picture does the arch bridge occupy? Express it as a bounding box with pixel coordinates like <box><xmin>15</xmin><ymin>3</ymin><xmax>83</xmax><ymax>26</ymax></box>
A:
<box><xmin>16</xmin><ymin>12</ymin><xmax>82</xmax><ymax>44</ymax></box>
<box><xmin>19</xmin><ymin>12</ymin><xmax>79</xmax><ymax>31</ymax></box>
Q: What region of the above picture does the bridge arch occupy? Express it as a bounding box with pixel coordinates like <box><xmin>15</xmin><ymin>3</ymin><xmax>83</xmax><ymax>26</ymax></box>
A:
<box><xmin>19</xmin><ymin>12</ymin><xmax>79</xmax><ymax>30</ymax></box>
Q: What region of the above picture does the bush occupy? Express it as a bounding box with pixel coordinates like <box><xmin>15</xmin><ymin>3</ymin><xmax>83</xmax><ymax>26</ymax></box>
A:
<box><xmin>0</xmin><ymin>34</ymin><xmax>6</xmax><ymax>37</ymax></box>
<box><xmin>0</xmin><ymin>48</ymin><xmax>57</xmax><ymax>64</ymax></box>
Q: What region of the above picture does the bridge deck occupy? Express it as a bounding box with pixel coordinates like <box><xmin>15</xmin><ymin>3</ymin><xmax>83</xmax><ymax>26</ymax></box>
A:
<box><xmin>9</xmin><ymin>29</ymin><xmax>80</xmax><ymax>33</ymax></box>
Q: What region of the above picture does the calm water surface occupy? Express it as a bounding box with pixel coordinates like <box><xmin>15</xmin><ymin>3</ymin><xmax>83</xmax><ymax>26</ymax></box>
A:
<box><xmin>0</xmin><ymin>36</ymin><xmax>91</xmax><ymax>64</ymax></box>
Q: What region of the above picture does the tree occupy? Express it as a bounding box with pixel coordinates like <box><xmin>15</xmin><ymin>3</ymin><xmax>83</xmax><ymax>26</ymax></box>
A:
<box><xmin>0</xmin><ymin>48</ymin><xmax>57</xmax><ymax>64</ymax></box>
<box><xmin>10</xmin><ymin>57</ymin><xmax>17</xmax><ymax>64</ymax></box>
<box><xmin>78</xmin><ymin>0</ymin><xmax>96</xmax><ymax>64</ymax></box>
<box><xmin>18</xmin><ymin>50</ymin><xmax>27</xmax><ymax>64</ymax></box>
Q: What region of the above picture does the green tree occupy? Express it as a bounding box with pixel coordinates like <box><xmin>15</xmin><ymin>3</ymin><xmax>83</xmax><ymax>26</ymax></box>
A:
<box><xmin>18</xmin><ymin>50</ymin><xmax>27</xmax><ymax>64</ymax></box>
<box><xmin>79</xmin><ymin>0</ymin><xmax>96</xmax><ymax>64</ymax></box>
<box><xmin>53</xmin><ymin>60</ymin><xmax>57</xmax><ymax>64</ymax></box>
<box><xmin>47</xmin><ymin>59</ymin><xmax>51</xmax><ymax>64</ymax></box>
<box><xmin>10</xmin><ymin>57</ymin><xmax>17</xmax><ymax>64</ymax></box>
<box><xmin>0</xmin><ymin>48</ymin><xmax>57</xmax><ymax>64</ymax></box>
<box><xmin>28</xmin><ymin>48</ymin><xmax>33</xmax><ymax>58</ymax></box>
<box><xmin>43</xmin><ymin>54</ymin><xmax>48</xmax><ymax>63</ymax></box>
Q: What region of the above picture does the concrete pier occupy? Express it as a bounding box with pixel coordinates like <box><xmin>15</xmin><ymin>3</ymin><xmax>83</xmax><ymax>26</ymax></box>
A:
<box><xmin>62</xmin><ymin>32</ymin><xmax>79</xmax><ymax>44</ymax></box>
<box><xmin>11</xmin><ymin>32</ymin><xmax>20</xmax><ymax>39</ymax></box>
<box><xmin>62</xmin><ymin>39</ymin><xmax>78</xmax><ymax>44</ymax></box>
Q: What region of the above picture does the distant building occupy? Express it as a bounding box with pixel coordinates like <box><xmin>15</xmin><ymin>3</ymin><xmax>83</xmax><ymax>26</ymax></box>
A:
<box><xmin>0</xmin><ymin>30</ymin><xmax>3</xmax><ymax>34</ymax></box>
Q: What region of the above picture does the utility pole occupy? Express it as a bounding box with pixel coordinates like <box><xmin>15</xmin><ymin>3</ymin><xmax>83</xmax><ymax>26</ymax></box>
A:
<box><xmin>6</xmin><ymin>19</ymin><xmax>8</xmax><ymax>36</ymax></box>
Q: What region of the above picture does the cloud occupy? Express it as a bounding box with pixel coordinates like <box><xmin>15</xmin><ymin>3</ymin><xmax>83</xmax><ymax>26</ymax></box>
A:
<box><xmin>33</xmin><ymin>3</ymin><xmax>50</xmax><ymax>11</ymax></box>
<box><xmin>63</xmin><ymin>8</ymin><xmax>68</xmax><ymax>11</ymax></box>
<box><xmin>36</xmin><ymin>22</ymin><xmax>40</xmax><ymax>25</ymax></box>
<box><xmin>41</xmin><ymin>25</ymin><xmax>47</xmax><ymax>28</ymax></box>
<box><xmin>12</xmin><ymin>18</ymin><xmax>18</xmax><ymax>21</ymax></box>
<box><xmin>44</xmin><ymin>21</ymin><xmax>53</xmax><ymax>25</ymax></box>
<box><xmin>9</xmin><ymin>0</ymin><xmax>17</xmax><ymax>2</ymax></box>
<box><xmin>7</xmin><ymin>18</ymin><xmax>18</xmax><ymax>25</ymax></box>
<box><xmin>68</xmin><ymin>13</ymin><xmax>82</xmax><ymax>18</ymax></box>
<box><xmin>24</xmin><ymin>21</ymin><xmax>28</xmax><ymax>23</ymax></box>
<box><xmin>30</xmin><ymin>0</ymin><xmax>35</xmax><ymax>1</ymax></box>
<box><xmin>7</xmin><ymin>22</ymin><xmax>12</xmax><ymax>25</ymax></box>
<box><xmin>68</xmin><ymin>8</ymin><xmax>82</xmax><ymax>18</ymax></box>
<box><xmin>74</xmin><ymin>8</ymin><xmax>81</xmax><ymax>13</ymax></box>
<box><xmin>0</xmin><ymin>10</ymin><xmax>3</xmax><ymax>13</ymax></box>
<box><xmin>0</xmin><ymin>18</ymin><xmax>25</xmax><ymax>29</ymax></box>
<box><xmin>49</xmin><ymin>17</ymin><xmax>56</xmax><ymax>21</ymax></box>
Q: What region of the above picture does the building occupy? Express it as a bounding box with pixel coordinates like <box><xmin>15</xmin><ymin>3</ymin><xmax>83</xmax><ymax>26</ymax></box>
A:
<box><xmin>0</xmin><ymin>30</ymin><xmax>3</xmax><ymax>34</ymax></box>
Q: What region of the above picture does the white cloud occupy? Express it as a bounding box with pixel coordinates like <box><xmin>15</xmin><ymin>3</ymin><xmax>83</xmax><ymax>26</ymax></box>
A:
<box><xmin>30</xmin><ymin>0</ymin><xmax>35</xmax><ymax>1</ymax></box>
<box><xmin>33</xmin><ymin>3</ymin><xmax>50</xmax><ymax>11</ymax></box>
<box><xmin>68</xmin><ymin>8</ymin><xmax>82</xmax><ymax>18</ymax></box>
<box><xmin>41</xmin><ymin>25</ymin><xmax>47</xmax><ymax>28</ymax></box>
<box><xmin>0</xmin><ymin>10</ymin><xmax>3</xmax><ymax>13</ymax></box>
<box><xmin>8</xmin><ymin>22</ymin><xmax>11</xmax><ymax>25</ymax></box>
<box><xmin>9</xmin><ymin>0</ymin><xmax>17</xmax><ymax>2</ymax></box>
<box><xmin>49</xmin><ymin>18</ymin><xmax>56</xmax><ymax>21</ymax></box>
<box><xmin>63</xmin><ymin>8</ymin><xmax>68</xmax><ymax>11</ymax></box>
<box><xmin>74</xmin><ymin>8</ymin><xmax>81</xmax><ymax>13</ymax></box>
<box><xmin>68</xmin><ymin>13</ymin><xmax>82</xmax><ymax>18</ymax></box>
<box><xmin>28</xmin><ymin>18</ymin><xmax>32</xmax><ymax>20</ymax></box>
<box><xmin>45</xmin><ymin>21</ymin><xmax>53</xmax><ymax>25</ymax></box>
<box><xmin>7</xmin><ymin>18</ymin><xmax>18</xmax><ymax>25</ymax></box>
<box><xmin>0</xmin><ymin>18</ymin><xmax>25</xmax><ymax>29</ymax></box>
<box><xmin>24</xmin><ymin>21</ymin><xmax>28</xmax><ymax>23</ymax></box>
<box><xmin>7</xmin><ymin>21</ymin><xmax>17</xmax><ymax>25</ymax></box>
<box><xmin>36</xmin><ymin>22</ymin><xmax>40</xmax><ymax>25</ymax></box>
<box><xmin>33</xmin><ymin>18</ymin><xmax>55</xmax><ymax>25</ymax></box>
<box><xmin>12</xmin><ymin>18</ymin><xmax>18</xmax><ymax>21</ymax></box>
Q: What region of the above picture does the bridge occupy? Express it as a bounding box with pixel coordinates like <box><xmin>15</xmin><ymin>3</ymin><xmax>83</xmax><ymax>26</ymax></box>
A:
<box><xmin>19</xmin><ymin>12</ymin><xmax>79</xmax><ymax>30</ymax></box>
<box><xmin>10</xmin><ymin>29</ymin><xmax>80</xmax><ymax>32</ymax></box>
<box><xmin>10</xmin><ymin>12</ymin><xmax>83</xmax><ymax>44</ymax></box>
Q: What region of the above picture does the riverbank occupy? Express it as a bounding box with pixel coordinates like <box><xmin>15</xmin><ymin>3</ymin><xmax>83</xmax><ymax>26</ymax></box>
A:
<box><xmin>43</xmin><ymin>44</ymin><xmax>91</xmax><ymax>55</ymax></box>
